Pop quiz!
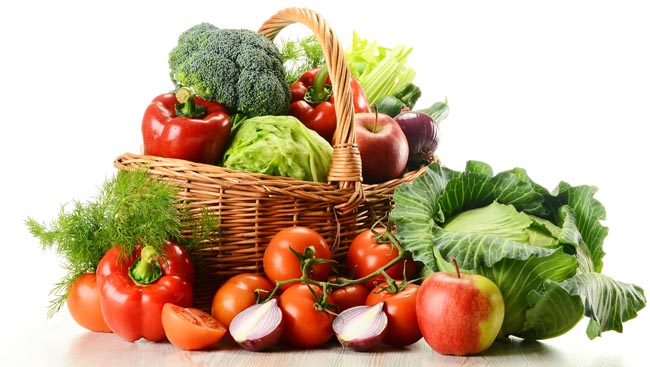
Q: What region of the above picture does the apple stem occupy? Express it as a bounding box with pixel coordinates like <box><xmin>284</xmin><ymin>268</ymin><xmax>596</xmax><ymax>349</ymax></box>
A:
<box><xmin>373</xmin><ymin>106</ymin><xmax>379</xmax><ymax>132</ymax></box>
<box><xmin>451</xmin><ymin>256</ymin><xmax>461</xmax><ymax>279</ymax></box>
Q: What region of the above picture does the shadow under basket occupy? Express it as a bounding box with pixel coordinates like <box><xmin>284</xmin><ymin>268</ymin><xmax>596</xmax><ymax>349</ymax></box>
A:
<box><xmin>114</xmin><ymin>7</ymin><xmax>431</xmax><ymax>312</ymax></box>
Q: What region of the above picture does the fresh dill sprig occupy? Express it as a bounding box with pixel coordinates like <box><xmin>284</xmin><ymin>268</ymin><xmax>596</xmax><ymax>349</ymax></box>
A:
<box><xmin>278</xmin><ymin>35</ymin><xmax>325</xmax><ymax>85</ymax></box>
<box><xmin>25</xmin><ymin>169</ymin><xmax>219</xmax><ymax>317</ymax></box>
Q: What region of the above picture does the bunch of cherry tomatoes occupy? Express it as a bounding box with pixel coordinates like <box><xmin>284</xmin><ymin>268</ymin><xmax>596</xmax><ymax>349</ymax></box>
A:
<box><xmin>164</xmin><ymin>225</ymin><xmax>424</xmax><ymax>351</ymax></box>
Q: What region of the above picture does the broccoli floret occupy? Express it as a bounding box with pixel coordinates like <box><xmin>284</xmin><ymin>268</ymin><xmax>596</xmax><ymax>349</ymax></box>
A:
<box><xmin>169</xmin><ymin>23</ymin><xmax>291</xmax><ymax>117</ymax></box>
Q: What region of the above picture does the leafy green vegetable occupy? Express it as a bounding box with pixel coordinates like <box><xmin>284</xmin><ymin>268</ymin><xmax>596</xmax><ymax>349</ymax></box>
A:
<box><xmin>222</xmin><ymin>115</ymin><xmax>333</xmax><ymax>182</ymax></box>
<box><xmin>26</xmin><ymin>169</ymin><xmax>219</xmax><ymax>316</ymax></box>
<box><xmin>345</xmin><ymin>31</ymin><xmax>416</xmax><ymax>105</ymax></box>
<box><xmin>417</xmin><ymin>98</ymin><xmax>449</xmax><ymax>124</ymax></box>
<box><xmin>277</xmin><ymin>35</ymin><xmax>325</xmax><ymax>85</ymax></box>
<box><xmin>390</xmin><ymin>161</ymin><xmax>646</xmax><ymax>340</ymax></box>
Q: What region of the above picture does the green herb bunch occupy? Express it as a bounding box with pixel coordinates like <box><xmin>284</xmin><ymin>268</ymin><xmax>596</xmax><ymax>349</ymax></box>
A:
<box><xmin>278</xmin><ymin>35</ymin><xmax>325</xmax><ymax>85</ymax></box>
<box><xmin>26</xmin><ymin>169</ymin><xmax>219</xmax><ymax>316</ymax></box>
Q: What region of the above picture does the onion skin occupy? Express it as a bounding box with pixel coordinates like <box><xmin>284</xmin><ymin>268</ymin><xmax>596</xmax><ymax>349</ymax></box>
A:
<box><xmin>394</xmin><ymin>111</ymin><xmax>439</xmax><ymax>170</ymax></box>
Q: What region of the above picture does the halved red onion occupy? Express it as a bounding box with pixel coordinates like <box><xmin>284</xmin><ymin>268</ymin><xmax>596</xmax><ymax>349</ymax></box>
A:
<box><xmin>229</xmin><ymin>298</ymin><xmax>283</xmax><ymax>351</ymax></box>
<box><xmin>332</xmin><ymin>302</ymin><xmax>387</xmax><ymax>351</ymax></box>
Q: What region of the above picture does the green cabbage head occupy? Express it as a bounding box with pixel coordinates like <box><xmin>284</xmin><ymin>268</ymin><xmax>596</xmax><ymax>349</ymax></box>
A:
<box><xmin>390</xmin><ymin>161</ymin><xmax>645</xmax><ymax>340</ymax></box>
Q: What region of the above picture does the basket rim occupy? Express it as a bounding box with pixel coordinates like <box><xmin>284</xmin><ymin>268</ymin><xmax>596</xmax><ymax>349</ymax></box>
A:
<box><xmin>114</xmin><ymin>151</ymin><xmax>429</xmax><ymax>213</ymax></box>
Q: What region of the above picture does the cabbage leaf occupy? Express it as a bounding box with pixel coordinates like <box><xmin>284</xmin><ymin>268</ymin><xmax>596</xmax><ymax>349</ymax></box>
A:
<box><xmin>390</xmin><ymin>161</ymin><xmax>645</xmax><ymax>340</ymax></box>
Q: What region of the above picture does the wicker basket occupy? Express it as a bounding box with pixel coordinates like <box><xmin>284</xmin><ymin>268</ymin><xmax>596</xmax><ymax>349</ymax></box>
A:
<box><xmin>114</xmin><ymin>7</ymin><xmax>429</xmax><ymax>311</ymax></box>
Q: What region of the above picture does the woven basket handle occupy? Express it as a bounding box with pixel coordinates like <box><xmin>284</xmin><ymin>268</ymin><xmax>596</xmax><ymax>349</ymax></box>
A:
<box><xmin>258</xmin><ymin>7</ymin><xmax>365</xmax><ymax>213</ymax></box>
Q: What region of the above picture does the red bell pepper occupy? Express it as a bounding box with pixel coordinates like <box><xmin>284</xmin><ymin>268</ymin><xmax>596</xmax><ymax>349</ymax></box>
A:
<box><xmin>142</xmin><ymin>87</ymin><xmax>232</xmax><ymax>165</ymax></box>
<box><xmin>289</xmin><ymin>67</ymin><xmax>370</xmax><ymax>143</ymax></box>
<box><xmin>96</xmin><ymin>241</ymin><xmax>194</xmax><ymax>342</ymax></box>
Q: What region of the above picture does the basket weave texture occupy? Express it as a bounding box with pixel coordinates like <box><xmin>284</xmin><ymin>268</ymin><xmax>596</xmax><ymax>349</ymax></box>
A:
<box><xmin>114</xmin><ymin>7</ymin><xmax>428</xmax><ymax>311</ymax></box>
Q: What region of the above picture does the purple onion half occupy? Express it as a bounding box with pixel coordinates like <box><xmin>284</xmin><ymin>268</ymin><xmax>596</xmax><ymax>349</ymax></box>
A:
<box><xmin>394</xmin><ymin>110</ymin><xmax>440</xmax><ymax>170</ymax></box>
<box><xmin>229</xmin><ymin>298</ymin><xmax>284</xmax><ymax>352</ymax></box>
<box><xmin>332</xmin><ymin>302</ymin><xmax>387</xmax><ymax>351</ymax></box>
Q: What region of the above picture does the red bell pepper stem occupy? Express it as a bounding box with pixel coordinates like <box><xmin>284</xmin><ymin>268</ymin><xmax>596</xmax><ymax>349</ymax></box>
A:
<box><xmin>305</xmin><ymin>66</ymin><xmax>332</xmax><ymax>104</ymax></box>
<box><xmin>129</xmin><ymin>245</ymin><xmax>163</xmax><ymax>285</ymax></box>
<box><xmin>288</xmin><ymin>67</ymin><xmax>370</xmax><ymax>143</ymax></box>
<box><xmin>174</xmin><ymin>87</ymin><xmax>206</xmax><ymax>118</ymax></box>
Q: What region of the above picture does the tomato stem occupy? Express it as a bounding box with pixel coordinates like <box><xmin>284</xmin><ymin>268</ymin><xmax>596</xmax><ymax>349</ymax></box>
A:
<box><xmin>260</xmin><ymin>223</ymin><xmax>413</xmax><ymax>312</ymax></box>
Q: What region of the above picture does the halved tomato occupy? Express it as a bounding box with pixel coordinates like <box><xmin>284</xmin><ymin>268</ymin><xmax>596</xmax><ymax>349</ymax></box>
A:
<box><xmin>161</xmin><ymin>303</ymin><xmax>227</xmax><ymax>350</ymax></box>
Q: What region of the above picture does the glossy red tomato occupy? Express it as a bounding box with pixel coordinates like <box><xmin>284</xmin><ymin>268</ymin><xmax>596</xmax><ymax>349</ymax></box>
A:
<box><xmin>211</xmin><ymin>273</ymin><xmax>275</xmax><ymax>329</ymax></box>
<box><xmin>278</xmin><ymin>283</ymin><xmax>334</xmax><ymax>348</ymax></box>
<box><xmin>67</xmin><ymin>273</ymin><xmax>112</xmax><ymax>333</ymax></box>
<box><xmin>347</xmin><ymin>227</ymin><xmax>418</xmax><ymax>289</ymax></box>
<box><xmin>328</xmin><ymin>276</ymin><xmax>370</xmax><ymax>312</ymax></box>
<box><xmin>366</xmin><ymin>281</ymin><xmax>422</xmax><ymax>347</ymax></box>
<box><xmin>161</xmin><ymin>303</ymin><xmax>227</xmax><ymax>351</ymax></box>
<box><xmin>263</xmin><ymin>226</ymin><xmax>331</xmax><ymax>288</ymax></box>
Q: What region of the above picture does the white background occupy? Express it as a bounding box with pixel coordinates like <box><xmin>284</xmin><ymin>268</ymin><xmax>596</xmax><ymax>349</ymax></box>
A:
<box><xmin>1</xmin><ymin>0</ymin><xmax>648</xmax><ymax>364</ymax></box>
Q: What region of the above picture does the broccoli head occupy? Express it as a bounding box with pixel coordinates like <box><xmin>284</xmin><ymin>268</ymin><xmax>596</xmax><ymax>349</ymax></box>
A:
<box><xmin>169</xmin><ymin>23</ymin><xmax>291</xmax><ymax>117</ymax></box>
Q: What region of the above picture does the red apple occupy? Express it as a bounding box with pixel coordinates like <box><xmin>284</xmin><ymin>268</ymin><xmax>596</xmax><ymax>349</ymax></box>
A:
<box><xmin>416</xmin><ymin>258</ymin><xmax>505</xmax><ymax>356</ymax></box>
<box><xmin>354</xmin><ymin>111</ymin><xmax>409</xmax><ymax>184</ymax></box>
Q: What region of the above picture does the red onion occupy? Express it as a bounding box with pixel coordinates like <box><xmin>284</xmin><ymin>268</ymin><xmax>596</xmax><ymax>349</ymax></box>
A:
<box><xmin>332</xmin><ymin>302</ymin><xmax>387</xmax><ymax>351</ymax></box>
<box><xmin>393</xmin><ymin>110</ymin><xmax>440</xmax><ymax>170</ymax></box>
<box><xmin>229</xmin><ymin>298</ymin><xmax>283</xmax><ymax>351</ymax></box>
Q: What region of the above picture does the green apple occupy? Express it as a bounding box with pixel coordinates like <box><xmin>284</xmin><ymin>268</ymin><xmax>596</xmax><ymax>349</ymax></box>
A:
<box><xmin>416</xmin><ymin>258</ymin><xmax>505</xmax><ymax>356</ymax></box>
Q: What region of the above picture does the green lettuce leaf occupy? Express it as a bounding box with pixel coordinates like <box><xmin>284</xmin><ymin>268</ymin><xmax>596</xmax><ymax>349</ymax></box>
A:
<box><xmin>390</xmin><ymin>161</ymin><xmax>646</xmax><ymax>340</ymax></box>
<box><xmin>222</xmin><ymin>115</ymin><xmax>333</xmax><ymax>182</ymax></box>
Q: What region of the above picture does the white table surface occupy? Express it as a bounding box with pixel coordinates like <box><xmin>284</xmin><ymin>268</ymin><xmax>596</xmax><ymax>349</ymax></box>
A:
<box><xmin>2</xmin><ymin>310</ymin><xmax>648</xmax><ymax>366</ymax></box>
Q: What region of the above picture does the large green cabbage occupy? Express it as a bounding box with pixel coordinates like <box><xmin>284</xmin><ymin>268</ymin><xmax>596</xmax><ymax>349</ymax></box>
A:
<box><xmin>390</xmin><ymin>161</ymin><xmax>645</xmax><ymax>340</ymax></box>
<box><xmin>222</xmin><ymin>115</ymin><xmax>333</xmax><ymax>182</ymax></box>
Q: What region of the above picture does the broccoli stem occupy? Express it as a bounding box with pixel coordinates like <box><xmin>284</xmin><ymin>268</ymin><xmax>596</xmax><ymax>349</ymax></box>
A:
<box><xmin>174</xmin><ymin>87</ymin><xmax>206</xmax><ymax>118</ymax></box>
<box><xmin>305</xmin><ymin>66</ymin><xmax>332</xmax><ymax>104</ymax></box>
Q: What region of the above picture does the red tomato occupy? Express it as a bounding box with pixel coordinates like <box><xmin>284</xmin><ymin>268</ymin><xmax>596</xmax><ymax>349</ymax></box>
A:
<box><xmin>366</xmin><ymin>282</ymin><xmax>422</xmax><ymax>347</ymax></box>
<box><xmin>328</xmin><ymin>276</ymin><xmax>370</xmax><ymax>312</ymax></box>
<box><xmin>211</xmin><ymin>273</ymin><xmax>275</xmax><ymax>328</ymax></box>
<box><xmin>347</xmin><ymin>227</ymin><xmax>418</xmax><ymax>289</ymax></box>
<box><xmin>263</xmin><ymin>226</ymin><xmax>331</xmax><ymax>288</ymax></box>
<box><xmin>67</xmin><ymin>273</ymin><xmax>112</xmax><ymax>333</ymax></box>
<box><xmin>278</xmin><ymin>283</ymin><xmax>334</xmax><ymax>348</ymax></box>
<box><xmin>161</xmin><ymin>303</ymin><xmax>227</xmax><ymax>351</ymax></box>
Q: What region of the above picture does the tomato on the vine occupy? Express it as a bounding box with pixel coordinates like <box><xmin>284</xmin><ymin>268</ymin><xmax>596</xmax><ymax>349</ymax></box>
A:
<box><xmin>328</xmin><ymin>276</ymin><xmax>370</xmax><ymax>312</ymax></box>
<box><xmin>67</xmin><ymin>273</ymin><xmax>112</xmax><ymax>333</ymax></box>
<box><xmin>211</xmin><ymin>273</ymin><xmax>275</xmax><ymax>328</ymax></box>
<box><xmin>347</xmin><ymin>227</ymin><xmax>418</xmax><ymax>290</ymax></box>
<box><xmin>278</xmin><ymin>283</ymin><xmax>334</xmax><ymax>348</ymax></box>
<box><xmin>366</xmin><ymin>281</ymin><xmax>422</xmax><ymax>347</ymax></box>
<box><xmin>263</xmin><ymin>226</ymin><xmax>331</xmax><ymax>288</ymax></box>
<box><xmin>161</xmin><ymin>303</ymin><xmax>227</xmax><ymax>351</ymax></box>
